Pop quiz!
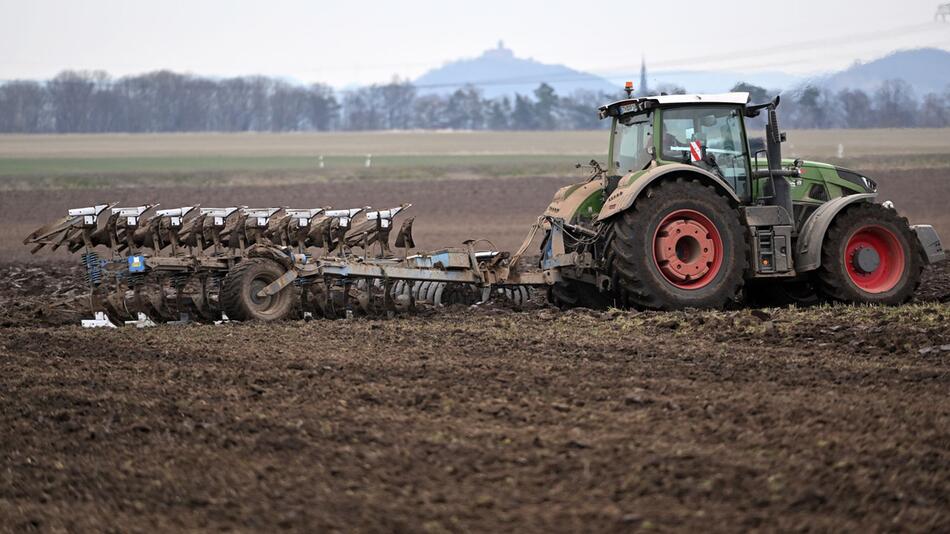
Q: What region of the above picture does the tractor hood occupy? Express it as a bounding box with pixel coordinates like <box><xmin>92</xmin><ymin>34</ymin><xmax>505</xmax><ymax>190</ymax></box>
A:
<box><xmin>757</xmin><ymin>158</ymin><xmax>878</xmax><ymax>194</ymax></box>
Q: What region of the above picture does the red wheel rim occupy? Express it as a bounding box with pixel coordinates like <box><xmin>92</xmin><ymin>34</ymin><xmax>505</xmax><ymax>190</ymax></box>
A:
<box><xmin>652</xmin><ymin>209</ymin><xmax>723</xmax><ymax>290</ymax></box>
<box><xmin>845</xmin><ymin>225</ymin><xmax>905</xmax><ymax>293</ymax></box>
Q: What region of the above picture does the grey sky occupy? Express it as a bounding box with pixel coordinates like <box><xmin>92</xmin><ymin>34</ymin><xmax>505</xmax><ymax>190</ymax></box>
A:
<box><xmin>1</xmin><ymin>0</ymin><xmax>948</xmax><ymax>86</ymax></box>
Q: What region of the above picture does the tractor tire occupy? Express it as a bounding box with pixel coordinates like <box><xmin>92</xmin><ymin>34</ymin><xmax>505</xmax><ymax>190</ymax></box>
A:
<box><xmin>815</xmin><ymin>202</ymin><xmax>923</xmax><ymax>305</ymax></box>
<box><xmin>220</xmin><ymin>258</ymin><xmax>295</xmax><ymax>321</ymax></box>
<box><xmin>607</xmin><ymin>177</ymin><xmax>747</xmax><ymax>310</ymax></box>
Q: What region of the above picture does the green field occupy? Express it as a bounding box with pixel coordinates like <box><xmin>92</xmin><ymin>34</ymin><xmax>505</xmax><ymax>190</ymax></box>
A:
<box><xmin>1</xmin><ymin>129</ymin><xmax>948</xmax><ymax>189</ymax></box>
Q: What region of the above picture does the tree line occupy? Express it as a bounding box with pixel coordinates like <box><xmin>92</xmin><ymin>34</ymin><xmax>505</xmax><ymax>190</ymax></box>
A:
<box><xmin>0</xmin><ymin>70</ymin><xmax>948</xmax><ymax>133</ymax></box>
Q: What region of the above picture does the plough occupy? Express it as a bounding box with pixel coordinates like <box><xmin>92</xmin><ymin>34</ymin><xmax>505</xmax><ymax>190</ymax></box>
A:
<box><xmin>25</xmin><ymin>202</ymin><xmax>552</xmax><ymax>325</ymax></box>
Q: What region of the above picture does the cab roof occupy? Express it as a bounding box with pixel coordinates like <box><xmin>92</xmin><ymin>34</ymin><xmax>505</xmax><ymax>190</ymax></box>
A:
<box><xmin>599</xmin><ymin>92</ymin><xmax>751</xmax><ymax>119</ymax></box>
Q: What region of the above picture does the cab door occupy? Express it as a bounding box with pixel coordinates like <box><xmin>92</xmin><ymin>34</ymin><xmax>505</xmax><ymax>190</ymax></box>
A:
<box><xmin>659</xmin><ymin>105</ymin><xmax>752</xmax><ymax>201</ymax></box>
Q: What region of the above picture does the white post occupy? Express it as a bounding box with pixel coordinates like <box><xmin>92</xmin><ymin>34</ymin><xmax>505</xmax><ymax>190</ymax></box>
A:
<box><xmin>365</xmin><ymin>154</ymin><xmax>372</xmax><ymax>168</ymax></box>
<box><xmin>318</xmin><ymin>155</ymin><xmax>325</xmax><ymax>169</ymax></box>
<box><xmin>837</xmin><ymin>143</ymin><xmax>844</xmax><ymax>158</ymax></box>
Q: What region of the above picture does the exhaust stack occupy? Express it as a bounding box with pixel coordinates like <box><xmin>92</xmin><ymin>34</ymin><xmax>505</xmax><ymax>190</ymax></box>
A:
<box><xmin>766</xmin><ymin>103</ymin><xmax>793</xmax><ymax>218</ymax></box>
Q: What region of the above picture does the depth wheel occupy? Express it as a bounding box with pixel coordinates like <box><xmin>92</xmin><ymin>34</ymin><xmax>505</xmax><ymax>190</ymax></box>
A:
<box><xmin>607</xmin><ymin>177</ymin><xmax>747</xmax><ymax>310</ymax></box>
<box><xmin>815</xmin><ymin>203</ymin><xmax>922</xmax><ymax>304</ymax></box>
<box><xmin>220</xmin><ymin>258</ymin><xmax>295</xmax><ymax>321</ymax></box>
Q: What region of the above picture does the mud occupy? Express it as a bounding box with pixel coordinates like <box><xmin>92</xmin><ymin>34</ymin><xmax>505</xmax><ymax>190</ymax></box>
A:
<box><xmin>0</xmin><ymin>259</ymin><xmax>948</xmax><ymax>531</ymax></box>
<box><xmin>2</xmin><ymin>168</ymin><xmax>950</xmax><ymax>531</ymax></box>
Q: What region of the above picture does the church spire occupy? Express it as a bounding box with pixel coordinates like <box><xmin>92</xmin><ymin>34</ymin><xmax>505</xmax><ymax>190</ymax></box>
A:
<box><xmin>638</xmin><ymin>55</ymin><xmax>648</xmax><ymax>97</ymax></box>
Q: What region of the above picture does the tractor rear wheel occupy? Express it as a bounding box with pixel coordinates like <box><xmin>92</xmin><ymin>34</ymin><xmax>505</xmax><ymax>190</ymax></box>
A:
<box><xmin>220</xmin><ymin>258</ymin><xmax>295</xmax><ymax>321</ymax></box>
<box><xmin>607</xmin><ymin>178</ymin><xmax>746</xmax><ymax>310</ymax></box>
<box><xmin>815</xmin><ymin>202</ymin><xmax>922</xmax><ymax>304</ymax></box>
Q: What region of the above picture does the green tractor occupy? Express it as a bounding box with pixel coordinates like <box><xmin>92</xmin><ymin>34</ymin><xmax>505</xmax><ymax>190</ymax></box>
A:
<box><xmin>541</xmin><ymin>90</ymin><xmax>946</xmax><ymax>309</ymax></box>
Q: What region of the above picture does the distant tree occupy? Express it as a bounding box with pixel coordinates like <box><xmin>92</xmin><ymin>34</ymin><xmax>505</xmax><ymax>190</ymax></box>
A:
<box><xmin>789</xmin><ymin>85</ymin><xmax>836</xmax><ymax>129</ymax></box>
<box><xmin>411</xmin><ymin>94</ymin><xmax>449</xmax><ymax>129</ymax></box>
<box><xmin>557</xmin><ymin>90</ymin><xmax>606</xmax><ymax>130</ymax></box>
<box><xmin>446</xmin><ymin>86</ymin><xmax>485</xmax><ymax>130</ymax></box>
<box><xmin>533</xmin><ymin>83</ymin><xmax>558</xmax><ymax>130</ymax></box>
<box><xmin>5</xmin><ymin>68</ymin><xmax>940</xmax><ymax>133</ymax></box>
<box><xmin>874</xmin><ymin>79</ymin><xmax>917</xmax><ymax>128</ymax></box>
<box><xmin>486</xmin><ymin>97</ymin><xmax>511</xmax><ymax>130</ymax></box>
<box><xmin>917</xmin><ymin>92</ymin><xmax>949</xmax><ymax>127</ymax></box>
<box><xmin>47</xmin><ymin>70</ymin><xmax>107</xmax><ymax>133</ymax></box>
<box><xmin>378</xmin><ymin>78</ymin><xmax>416</xmax><ymax>129</ymax></box>
<box><xmin>211</xmin><ymin>76</ymin><xmax>272</xmax><ymax>131</ymax></box>
<box><xmin>0</xmin><ymin>81</ymin><xmax>48</xmax><ymax>132</ymax></box>
<box><xmin>270</xmin><ymin>82</ymin><xmax>310</xmax><ymax>131</ymax></box>
<box><xmin>305</xmin><ymin>84</ymin><xmax>339</xmax><ymax>131</ymax></box>
<box><xmin>837</xmin><ymin>89</ymin><xmax>874</xmax><ymax>128</ymax></box>
<box><xmin>511</xmin><ymin>94</ymin><xmax>537</xmax><ymax>130</ymax></box>
<box><xmin>342</xmin><ymin>86</ymin><xmax>385</xmax><ymax>130</ymax></box>
<box><xmin>731</xmin><ymin>82</ymin><xmax>770</xmax><ymax>104</ymax></box>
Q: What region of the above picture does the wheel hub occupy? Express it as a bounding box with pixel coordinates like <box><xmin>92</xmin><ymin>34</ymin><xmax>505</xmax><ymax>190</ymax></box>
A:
<box><xmin>851</xmin><ymin>246</ymin><xmax>881</xmax><ymax>274</ymax></box>
<box><xmin>655</xmin><ymin>218</ymin><xmax>716</xmax><ymax>283</ymax></box>
<box><xmin>844</xmin><ymin>225</ymin><xmax>906</xmax><ymax>294</ymax></box>
<box><xmin>249</xmin><ymin>279</ymin><xmax>273</xmax><ymax>309</ymax></box>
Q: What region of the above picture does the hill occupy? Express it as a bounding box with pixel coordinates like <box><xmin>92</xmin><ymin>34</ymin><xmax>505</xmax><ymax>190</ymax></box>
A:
<box><xmin>413</xmin><ymin>42</ymin><xmax>616</xmax><ymax>99</ymax></box>
<box><xmin>819</xmin><ymin>48</ymin><xmax>950</xmax><ymax>96</ymax></box>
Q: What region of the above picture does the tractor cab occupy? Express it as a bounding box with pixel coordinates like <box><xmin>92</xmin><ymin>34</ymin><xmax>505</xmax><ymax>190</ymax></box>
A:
<box><xmin>602</xmin><ymin>92</ymin><xmax>771</xmax><ymax>204</ymax></box>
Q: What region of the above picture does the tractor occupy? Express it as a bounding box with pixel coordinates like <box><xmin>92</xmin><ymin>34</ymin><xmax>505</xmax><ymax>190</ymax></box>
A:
<box><xmin>540</xmin><ymin>89</ymin><xmax>946</xmax><ymax>309</ymax></box>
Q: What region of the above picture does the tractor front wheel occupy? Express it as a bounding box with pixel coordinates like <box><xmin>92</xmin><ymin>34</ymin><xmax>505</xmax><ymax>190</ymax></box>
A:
<box><xmin>815</xmin><ymin>203</ymin><xmax>922</xmax><ymax>304</ymax></box>
<box><xmin>220</xmin><ymin>258</ymin><xmax>295</xmax><ymax>321</ymax></box>
<box><xmin>607</xmin><ymin>178</ymin><xmax>747</xmax><ymax>310</ymax></box>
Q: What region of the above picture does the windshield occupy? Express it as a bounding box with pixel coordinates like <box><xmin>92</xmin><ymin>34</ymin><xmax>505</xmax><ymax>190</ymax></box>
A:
<box><xmin>612</xmin><ymin>112</ymin><xmax>653</xmax><ymax>175</ymax></box>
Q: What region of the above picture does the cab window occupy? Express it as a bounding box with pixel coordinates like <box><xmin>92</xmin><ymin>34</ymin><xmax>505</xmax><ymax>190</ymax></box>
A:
<box><xmin>660</xmin><ymin>106</ymin><xmax>749</xmax><ymax>198</ymax></box>
<box><xmin>612</xmin><ymin>112</ymin><xmax>653</xmax><ymax>174</ymax></box>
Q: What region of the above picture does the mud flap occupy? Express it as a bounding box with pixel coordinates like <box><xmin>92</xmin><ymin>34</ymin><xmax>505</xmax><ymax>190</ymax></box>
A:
<box><xmin>912</xmin><ymin>225</ymin><xmax>946</xmax><ymax>264</ymax></box>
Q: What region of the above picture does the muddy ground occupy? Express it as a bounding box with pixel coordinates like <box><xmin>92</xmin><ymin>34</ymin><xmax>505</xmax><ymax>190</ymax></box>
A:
<box><xmin>1</xmin><ymin>169</ymin><xmax>949</xmax><ymax>532</ymax></box>
<box><xmin>0</xmin><ymin>262</ymin><xmax>949</xmax><ymax>532</ymax></box>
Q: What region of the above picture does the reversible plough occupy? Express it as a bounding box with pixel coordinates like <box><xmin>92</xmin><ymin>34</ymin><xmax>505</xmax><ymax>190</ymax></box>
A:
<box><xmin>25</xmin><ymin>203</ymin><xmax>542</xmax><ymax>326</ymax></box>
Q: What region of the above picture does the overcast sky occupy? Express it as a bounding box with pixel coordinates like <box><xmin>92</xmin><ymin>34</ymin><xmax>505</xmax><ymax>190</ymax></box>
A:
<box><xmin>1</xmin><ymin>0</ymin><xmax>948</xmax><ymax>86</ymax></box>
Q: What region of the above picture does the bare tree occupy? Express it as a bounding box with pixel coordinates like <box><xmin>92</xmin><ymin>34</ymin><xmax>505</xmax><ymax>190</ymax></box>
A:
<box><xmin>0</xmin><ymin>81</ymin><xmax>48</xmax><ymax>132</ymax></box>
<box><xmin>874</xmin><ymin>79</ymin><xmax>917</xmax><ymax>128</ymax></box>
<box><xmin>917</xmin><ymin>92</ymin><xmax>948</xmax><ymax>127</ymax></box>
<box><xmin>837</xmin><ymin>89</ymin><xmax>874</xmax><ymax>128</ymax></box>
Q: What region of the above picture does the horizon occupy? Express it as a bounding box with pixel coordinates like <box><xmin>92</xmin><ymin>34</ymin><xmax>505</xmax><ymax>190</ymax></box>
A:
<box><xmin>1</xmin><ymin>0</ymin><xmax>948</xmax><ymax>89</ymax></box>
<box><xmin>0</xmin><ymin>44</ymin><xmax>946</xmax><ymax>94</ymax></box>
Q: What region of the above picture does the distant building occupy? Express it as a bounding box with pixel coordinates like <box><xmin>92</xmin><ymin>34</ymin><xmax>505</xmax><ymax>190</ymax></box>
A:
<box><xmin>638</xmin><ymin>57</ymin><xmax>649</xmax><ymax>97</ymax></box>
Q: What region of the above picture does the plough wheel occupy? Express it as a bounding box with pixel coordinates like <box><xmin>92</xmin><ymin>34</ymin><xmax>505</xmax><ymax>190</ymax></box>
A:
<box><xmin>220</xmin><ymin>258</ymin><xmax>294</xmax><ymax>322</ymax></box>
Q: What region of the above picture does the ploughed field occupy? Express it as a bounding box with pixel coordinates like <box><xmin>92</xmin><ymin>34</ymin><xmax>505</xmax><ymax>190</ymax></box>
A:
<box><xmin>0</xmin><ymin>260</ymin><xmax>949</xmax><ymax>531</ymax></box>
<box><xmin>1</xmin><ymin>130</ymin><xmax>949</xmax><ymax>530</ymax></box>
